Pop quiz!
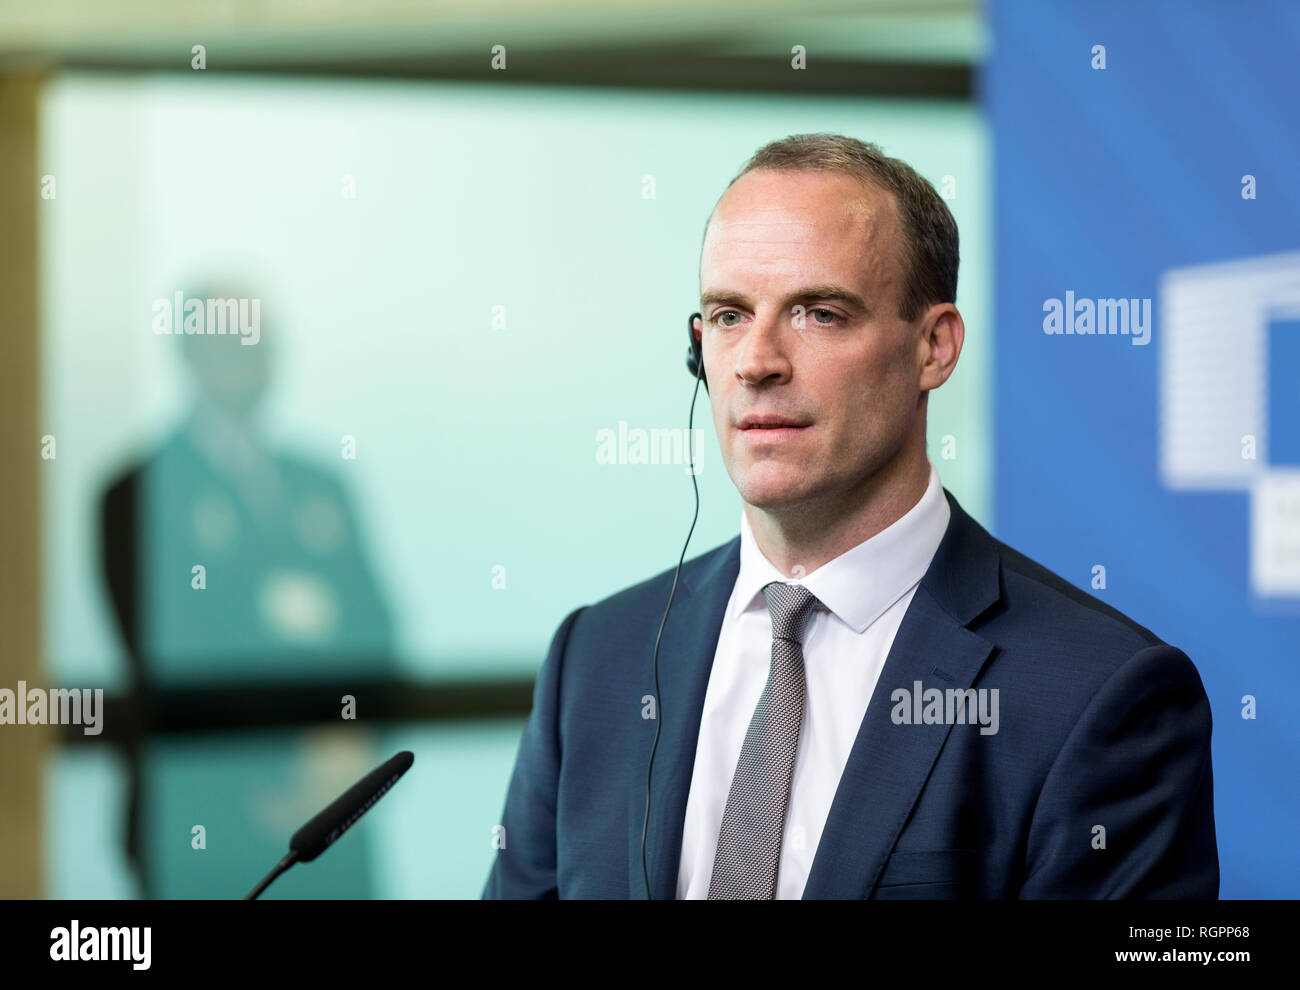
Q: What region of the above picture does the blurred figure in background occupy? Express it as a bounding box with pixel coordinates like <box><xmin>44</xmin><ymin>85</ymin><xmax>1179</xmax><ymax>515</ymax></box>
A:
<box><xmin>99</xmin><ymin>283</ymin><xmax>396</xmax><ymax>897</ymax></box>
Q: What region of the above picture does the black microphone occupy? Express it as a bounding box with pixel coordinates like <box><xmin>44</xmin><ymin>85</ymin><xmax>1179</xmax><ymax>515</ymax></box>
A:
<box><xmin>245</xmin><ymin>750</ymin><xmax>415</xmax><ymax>899</ymax></box>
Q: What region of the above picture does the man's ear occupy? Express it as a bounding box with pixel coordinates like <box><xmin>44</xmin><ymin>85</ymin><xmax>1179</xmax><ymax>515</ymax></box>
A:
<box><xmin>919</xmin><ymin>303</ymin><xmax>964</xmax><ymax>391</ymax></box>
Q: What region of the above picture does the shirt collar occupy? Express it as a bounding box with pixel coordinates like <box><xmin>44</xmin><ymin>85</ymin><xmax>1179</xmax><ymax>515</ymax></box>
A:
<box><xmin>731</xmin><ymin>460</ymin><xmax>952</xmax><ymax>633</ymax></box>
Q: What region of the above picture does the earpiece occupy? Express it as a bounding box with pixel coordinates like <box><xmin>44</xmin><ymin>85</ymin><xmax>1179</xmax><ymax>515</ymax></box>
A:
<box><xmin>642</xmin><ymin>311</ymin><xmax>708</xmax><ymax>900</ymax></box>
<box><xmin>685</xmin><ymin>311</ymin><xmax>707</xmax><ymax>390</ymax></box>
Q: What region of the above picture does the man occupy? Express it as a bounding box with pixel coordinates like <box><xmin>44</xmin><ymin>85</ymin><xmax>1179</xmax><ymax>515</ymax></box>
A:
<box><xmin>483</xmin><ymin>134</ymin><xmax>1218</xmax><ymax>899</ymax></box>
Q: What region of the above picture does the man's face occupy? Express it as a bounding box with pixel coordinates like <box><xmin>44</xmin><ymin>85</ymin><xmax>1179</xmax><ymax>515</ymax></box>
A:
<box><xmin>698</xmin><ymin>168</ymin><xmax>926</xmax><ymax>514</ymax></box>
<box><xmin>184</xmin><ymin>331</ymin><xmax>271</xmax><ymax>420</ymax></box>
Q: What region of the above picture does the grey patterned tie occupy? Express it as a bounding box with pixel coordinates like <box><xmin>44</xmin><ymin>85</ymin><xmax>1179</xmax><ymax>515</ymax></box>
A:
<box><xmin>708</xmin><ymin>580</ymin><xmax>822</xmax><ymax>899</ymax></box>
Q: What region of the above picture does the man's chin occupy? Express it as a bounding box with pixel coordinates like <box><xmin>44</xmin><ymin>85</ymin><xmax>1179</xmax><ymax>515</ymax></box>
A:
<box><xmin>735</xmin><ymin>476</ymin><xmax>817</xmax><ymax>512</ymax></box>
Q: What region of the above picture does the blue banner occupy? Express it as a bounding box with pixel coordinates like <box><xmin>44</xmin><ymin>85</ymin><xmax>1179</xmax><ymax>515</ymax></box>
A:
<box><xmin>989</xmin><ymin>0</ymin><xmax>1300</xmax><ymax>897</ymax></box>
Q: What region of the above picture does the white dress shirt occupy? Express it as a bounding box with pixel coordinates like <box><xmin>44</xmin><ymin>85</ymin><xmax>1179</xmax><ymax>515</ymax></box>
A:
<box><xmin>675</xmin><ymin>461</ymin><xmax>952</xmax><ymax>899</ymax></box>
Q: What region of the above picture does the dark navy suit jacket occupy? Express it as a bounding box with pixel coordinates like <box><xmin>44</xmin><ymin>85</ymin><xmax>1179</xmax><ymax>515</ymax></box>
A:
<box><xmin>483</xmin><ymin>489</ymin><xmax>1219</xmax><ymax>899</ymax></box>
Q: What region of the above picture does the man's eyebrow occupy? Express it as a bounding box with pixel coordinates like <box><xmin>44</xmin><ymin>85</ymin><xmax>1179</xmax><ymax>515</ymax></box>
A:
<box><xmin>699</xmin><ymin>285</ymin><xmax>869</xmax><ymax>312</ymax></box>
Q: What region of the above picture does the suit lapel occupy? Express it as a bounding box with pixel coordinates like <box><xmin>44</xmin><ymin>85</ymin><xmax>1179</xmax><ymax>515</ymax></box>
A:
<box><xmin>802</xmin><ymin>490</ymin><xmax>1002</xmax><ymax>899</ymax></box>
<box><xmin>629</xmin><ymin>537</ymin><xmax>740</xmax><ymax>900</ymax></box>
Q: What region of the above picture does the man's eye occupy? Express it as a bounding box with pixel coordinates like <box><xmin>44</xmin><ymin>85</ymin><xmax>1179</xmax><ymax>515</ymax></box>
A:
<box><xmin>713</xmin><ymin>312</ymin><xmax>740</xmax><ymax>327</ymax></box>
<box><xmin>810</xmin><ymin>308</ymin><xmax>841</xmax><ymax>325</ymax></box>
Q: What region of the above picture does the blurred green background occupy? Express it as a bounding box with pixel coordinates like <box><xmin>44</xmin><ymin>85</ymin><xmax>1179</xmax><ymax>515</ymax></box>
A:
<box><xmin>6</xmin><ymin>2</ymin><xmax>990</xmax><ymax>899</ymax></box>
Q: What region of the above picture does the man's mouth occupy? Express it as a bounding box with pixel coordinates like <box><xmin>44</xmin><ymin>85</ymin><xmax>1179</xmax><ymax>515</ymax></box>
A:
<box><xmin>737</xmin><ymin>415</ymin><xmax>811</xmax><ymax>440</ymax></box>
<box><xmin>738</xmin><ymin>415</ymin><xmax>811</xmax><ymax>430</ymax></box>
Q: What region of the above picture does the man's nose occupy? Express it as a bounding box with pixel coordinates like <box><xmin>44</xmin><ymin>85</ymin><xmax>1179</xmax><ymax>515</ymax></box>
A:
<box><xmin>734</xmin><ymin>311</ymin><xmax>793</xmax><ymax>386</ymax></box>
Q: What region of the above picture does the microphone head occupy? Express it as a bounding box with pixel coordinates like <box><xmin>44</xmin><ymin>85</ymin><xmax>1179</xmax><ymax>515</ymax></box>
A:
<box><xmin>289</xmin><ymin>750</ymin><xmax>414</xmax><ymax>862</ymax></box>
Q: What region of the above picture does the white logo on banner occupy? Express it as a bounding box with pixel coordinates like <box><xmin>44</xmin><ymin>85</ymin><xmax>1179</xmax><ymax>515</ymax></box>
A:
<box><xmin>1159</xmin><ymin>250</ymin><xmax>1300</xmax><ymax>597</ymax></box>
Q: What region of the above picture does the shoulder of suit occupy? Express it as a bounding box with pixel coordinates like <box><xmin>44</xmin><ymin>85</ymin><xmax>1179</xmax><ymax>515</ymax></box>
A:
<box><xmin>572</xmin><ymin>535</ymin><xmax>739</xmax><ymax>621</ymax></box>
<box><xmin>984</xmin><ymin>533</ymin><xmax>1174</xmax><ymax>661</ymax></box>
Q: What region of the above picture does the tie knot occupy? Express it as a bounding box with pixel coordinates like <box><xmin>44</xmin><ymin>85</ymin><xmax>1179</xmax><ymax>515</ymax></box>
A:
<box><xmin>762</xmin><ymin>581</ymin><xmax>822</xmax><ymax>644</ymax></box>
